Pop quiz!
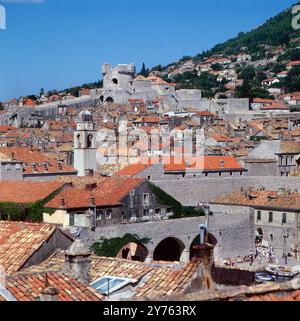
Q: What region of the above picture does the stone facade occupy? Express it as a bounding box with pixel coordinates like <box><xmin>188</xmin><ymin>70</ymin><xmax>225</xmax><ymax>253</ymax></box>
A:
<box><xmin>80</xmin><ymin>211</ymin><xmax>254</xmax><ymax>263</ymax></box>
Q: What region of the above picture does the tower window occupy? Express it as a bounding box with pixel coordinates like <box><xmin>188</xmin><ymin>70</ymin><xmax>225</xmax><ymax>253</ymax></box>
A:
<box><xmin>77</xmin><ymin>134</ymin><xmax>81</xmax><ymax>148</ymax></box>
<box><xmin>87</xmin><ymin>134</ymin><xmax>93</xmax><ymax>148</ymax></box>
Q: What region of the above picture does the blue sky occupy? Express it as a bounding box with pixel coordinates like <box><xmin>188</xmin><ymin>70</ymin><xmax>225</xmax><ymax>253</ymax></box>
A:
<box><xmin>0</xmin><ymin>0</ymin><xmax>297</xmax><ymax>101</ymax></box>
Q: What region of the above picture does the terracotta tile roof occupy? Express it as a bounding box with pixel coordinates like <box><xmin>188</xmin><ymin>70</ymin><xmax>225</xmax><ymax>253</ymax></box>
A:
<box><xmin>211</xmin><ymin>134</ymin><xmax>234</xmax><ymax>142</ymax></box>
<box><xmin>0</xmin><ymin>221</ymin><xmax>57</xmax><ymax>274</ymax></box>
<box><xmin>212</xmin><ymin>190</ymin><xmax>279</xmax><ymax>207</ymax></box>
<box><xmin>22</xmin><ymin>250</ymin><xmax>153</xmax><ymax>282</ymax></box>
<box><xmin>261</xmin><ymin>102</ymin><xmax>289</xmax><ymax>110</ymax></box>
<box><xmin>262</xmin><ymin>192</ymin><xmax>300</xmax><ymax>210</ymax></box>
<box><xmin>114</xmin><ymin>163</ymin><xmax>152</xmax><ymax>177</ymax></box>
<box><xmin>0</xmin><ymin>181</ymin><xmax>65</xmax><ymax>204</ymax></box>
<box><xmin>0</xmin><ymin>147</ymin><xmax>76</xmax><ymax>174</ymax></box>
<box><xmin>134</xmin><ymin>262</ymin><xmax>198</xmax><ymax>298</ymax></box>
<box><xmin>4</xmin><ymin>272</ymin><xmax>103</xmax><ymax>301</ymax></box>
<box><xmin>279</xmin><ymin>141</ymin><xmax>300</xmax><ymax>154</ymax></box>
<box><xmin>0</xmin><ymin>126</ymin><xmax>18</xmax><ymax>133</ymax></box>
<box><xmin>46</xmin><ymin>177</ymin><xmax>144</xmax><ymax>209</ymax></box>
<box><xmin>253</xmin><ymin>98</ymin><xmax>275</xmax><ymax>104</ymax></box>
<box><xmin>247</xmin><ymin>290</ymin><xmax>300</xmax><ymax>302</ymax></box>
<box><xmin>22</xmin><ymin>251</ymin><xmax>199</xmax><ymax>299</ymax></box>
<box><xmin>164</xmin><ymin>156</ymin><xmax>244</xmax><ymax>172</ymax></box>
<box><xmin>288</xmin><ymin>60</ymin><xmax>300</xmax><ymax>67</ymax></box>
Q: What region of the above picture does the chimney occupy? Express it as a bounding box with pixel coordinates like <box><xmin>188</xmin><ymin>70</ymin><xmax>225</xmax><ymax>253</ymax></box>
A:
<box><xmin>85</xmin><ymin>183</ymin><xmax>97</xmax><ymax>192</ymax></box>
<box><xmin>44</xmin><ymin>164</ymin><xmax>49</xmax><ymax>172</ymax></box>
<box><xmin>32</xmin><ymin>164</ymin><xmax>37</xmax><ymax>173</ymax></box>
<box><xmin>63</xmin><ymin>239</ymin><xmax>91</xmax><ymax>283</ymax></box>
<box><xmin>220</xmin><ymin>160</ymin><xmax>225</xmax><ymax>168</ymax></box>
<box><xmin>39</xmin><ymin>275</ymin><xmax>59</xmax><ymax>302</ymax></box>
<box><xmin>89</xmin><ymin>196</ymin><xmax>96</xmax><ymax>207</ymax></box>
<box><xmin>188</xmin><ymin>243</ymin><xmax>215</xmax><ymax>292</ymax></box>
<box><xmin>11</xmin><ymin>153</ymin><xmax>15</xmax><ymax>161</ymax></box>
<box><xmin>85</xmin><ymin>169</ymin><xmax>94</xmax><ymax>177</ymax></box>
<box><xmin>40</xmin><ymin>286</ymin><xmax>59</xmax><ymax>302</ymax></box>
<box><xmin>57</xmin><ymin>162</ymin><xmax>63</xmax><ymax>171</ymax></box>
<box><xmin>60</xmin><ymin>198</ymin><xmax>65</xmax><ymax>208</ymax></box>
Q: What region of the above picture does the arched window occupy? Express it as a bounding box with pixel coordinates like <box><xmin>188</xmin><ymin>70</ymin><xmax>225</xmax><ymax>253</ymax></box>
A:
<box><xmin>87</xmin><ymin>134</ymin><xmax>93</xmax><ymax>148</ymax></box>
<box><xmin>77</xmin><ymin>134</ymin><xmax>81</xmax><ymax>148</ymax></box>
<box><xmin>112</xmin><ymin>78</ymin><xmax>118</xmax><ymax>85</ymax></box>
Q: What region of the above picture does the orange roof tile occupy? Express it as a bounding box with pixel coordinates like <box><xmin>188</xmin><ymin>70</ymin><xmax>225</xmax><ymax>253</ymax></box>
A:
<box><xmin>5</xmin><ymin>272</ymin><xmax>103</xmax><ymax>301</ymax></box>
<box><xmin>46</xmin><ymin>177</ymin><xmax>144</xmax><ymax>209</ymax></box>
<box><xmin>0</xmin><ymin>221</ymin><xmax>58</xmax><ymax>274</ymax></box>
<box><xmin>0</xmin><ymin>181</ymin><xmax>65</xmax><ymax>204</ymax></box>
<box><xmin>114</xmin><ymin>163</ymin><xmax>152</xmax><ymax>177</ymax></box>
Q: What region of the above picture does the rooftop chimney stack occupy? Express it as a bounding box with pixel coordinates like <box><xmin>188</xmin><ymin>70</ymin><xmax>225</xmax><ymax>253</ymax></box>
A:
<box><xmin>39</xmin><ymin>275</ymin><xmax>59</xmax><ymax>302</ymax></box>
<box><xmin>11</xmin><ymin>153</ymin><xmax>15</xmax><ymax>161</ymax></box>
<box><xmin>40</xmin><ymin>286</ymin><xmax>59</xmax><ymax>302</ymax></box>
<box><xmin>64</xmin><ymin>239</ymin><xmax>91</xmax><ymax>284</ymax></box>
<box><xmin>60</xmin><ymin>198</ymin><xmax>65</xmax><ymax>208</ymax></box>
<box><xmin>57</xmin><ymin>162</ymin><xmax>63</xmax><ymax>171</ymax></box>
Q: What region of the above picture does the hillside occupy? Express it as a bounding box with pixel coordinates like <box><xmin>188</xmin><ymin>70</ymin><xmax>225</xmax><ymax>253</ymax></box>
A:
<box><xmin>147</xmin><ymin>2</ymin><xmax>300</xmax><ymax>100</ymax></box>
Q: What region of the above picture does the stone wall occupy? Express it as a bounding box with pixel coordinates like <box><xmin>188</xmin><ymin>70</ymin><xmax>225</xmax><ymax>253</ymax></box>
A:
<box><xmin>153</xmin><ymin>177</ymin><xmax>300</xmax><ymax>206</ymax></box>
<box><xmin>80</xmin><ymin>211</ymin><xmax>254</xmax><ymax>261</ymax></box>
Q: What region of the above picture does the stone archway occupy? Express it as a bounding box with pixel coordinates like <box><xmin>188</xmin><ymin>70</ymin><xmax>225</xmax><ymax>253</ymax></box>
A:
<box><xmin>153</xmin><ymin>237</ymin><xmax>185</xmax><ymax>262</ymax></box>
<box><xmin>116</xmin><ymin>242</ymin><xmax>149</xmax><ymax>262</ymax></box>
<box><xmin>105</xmin><ymin>97</ymin><xmax>114</xmax><ymax>104</ymax></box>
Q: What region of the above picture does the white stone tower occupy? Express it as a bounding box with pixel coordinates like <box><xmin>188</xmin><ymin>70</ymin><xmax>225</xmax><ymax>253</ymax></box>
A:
<box><xmin>74</xmin><ymin>110</ymin><xmax>97</xmax><ymax>177</ymax></box>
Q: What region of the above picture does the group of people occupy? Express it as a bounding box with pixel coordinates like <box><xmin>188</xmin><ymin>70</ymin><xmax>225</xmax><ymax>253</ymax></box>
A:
<box><xmin>223</xmin><ymin>246</ymin><xmax>287</xmax><ymax>268</ymax></box>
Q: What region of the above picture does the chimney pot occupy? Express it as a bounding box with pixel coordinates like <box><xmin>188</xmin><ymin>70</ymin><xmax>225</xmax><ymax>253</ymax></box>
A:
<box><xmin>89</xmin><ymin>196</ymin><xmax>96</xmax><ymax>207</ymax></box>
<box><xmin>60</xmin><ymin>198</ymin><xmax>65</xmax><ymax>208</ymax></box>
<box><xmin>40</xmin><ymin>287</ymin><xmax>59</xmax><ymax>302</ymax></box>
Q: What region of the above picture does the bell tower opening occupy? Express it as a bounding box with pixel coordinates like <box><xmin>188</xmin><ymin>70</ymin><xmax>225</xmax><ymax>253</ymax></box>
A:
<box><xmin>74</xmin><ymin>111</ymin><xmax>97</xmax><ymax>177</ymax></box>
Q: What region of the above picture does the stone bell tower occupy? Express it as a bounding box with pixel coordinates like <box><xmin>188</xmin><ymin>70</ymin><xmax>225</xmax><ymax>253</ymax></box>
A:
<box><xmin>74</xmin><ymin>110</ymin><xmax>97</xmax><ymax>177</ymax></box>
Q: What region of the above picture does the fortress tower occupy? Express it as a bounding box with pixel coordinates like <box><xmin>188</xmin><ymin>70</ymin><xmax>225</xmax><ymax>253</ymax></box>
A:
<box><xmin>102</xmin><ymin>63</ymin><xmax>136</xmax><ymax>92</ymax></box>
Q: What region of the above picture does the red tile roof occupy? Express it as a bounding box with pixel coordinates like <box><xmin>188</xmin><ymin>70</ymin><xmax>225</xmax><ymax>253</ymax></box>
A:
<box><xmin>164</xmin><ymin>156</ymin><xmax>243</xmax><ymax>172</ymax></box>
<box><xmin>135</xmin><ymin>262</ymin><xmax>198</xmax><ymax>298</ymax></box>
<box><xmin>114</xmin><ymin>163</ymin><xmax>152</xmax><ymax>177</ymax></box>
<box><xmin>212</xmin><ymin>190</ymin><xmax>279</xmax><ymax>207</ymax></box>
<box><xmin>0</xmin><ymin>147</ymin><xmax>76</xmax><ymax>174</ymax></box>
<box><xmin>0</xmin><ymin>126</ymin><xmax>18</xmax><ymax>133</ymax></box>
<box><xmin>4</xmin><ymin>272</ymin><xmax>103</xmax><ymax>301</ymax></box>
<box><xmin>0</xmin><ymin>181</ymin><xmax>65</xmax><ymax>204</ymax></box>
<box><xmin>46</xmin><ymin>177</ymin><xmax>144</xmax><ymax>209</ymax></box>
<box><xmin>0</xmin><ymin>221</ymin><xmax>58</xmax><ymax>274</ymax></box>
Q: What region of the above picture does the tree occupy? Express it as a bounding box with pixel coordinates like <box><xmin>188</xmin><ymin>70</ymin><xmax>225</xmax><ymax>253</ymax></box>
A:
<box><xmin>140</xmin><ymin>63</ymin><xmax>149</xmax><ymax>77</ymax></box>
<box><xmin>212</xmin><ymin>63</ymin><xmax>223</xmax><ymax>71</ymax></box>
<box><xmin>91</xmin><ymin>234</ymin><xmax>151</xmax><ymax>258</ymax></box>
<box><xmin>239</xmin><ymin>65</ymin><xmax>256</xmax><ymax>81</ymax></box>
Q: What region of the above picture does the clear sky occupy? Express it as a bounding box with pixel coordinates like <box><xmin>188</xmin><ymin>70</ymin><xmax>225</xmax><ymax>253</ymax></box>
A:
<box><xmin>0</xmin><ymin>0</ymin><xmax>297</xmax><ymax>101</ymax></box>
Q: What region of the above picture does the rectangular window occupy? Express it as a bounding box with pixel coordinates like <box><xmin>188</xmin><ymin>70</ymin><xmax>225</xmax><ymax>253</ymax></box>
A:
<box><xmin>257</xmin><ymin>211</ymin><xmax>262</xmax><ymax>222</ymax></box>
<box><xmin>269</xmin><ymin>212</ymin><xmax>273</xmax><ymax>223</ymax></box>
<box><xmin>69</xmin><ymin>214</ymin><xmax>75</xmax><ymax>227</ymax></box>
<box><xmin>15</xmin><ymin>164</ymin><xmax>21</xmax><ymax>170</ymax></box>
<box><xmin>5</xmin><ymin>164</ymin><xmax>11</xmax><ymax>170</ymax></box>
<box><xmin>106</xmin><ymin>209</ymin><xmax>112</xmax><ymax>220</ymax></box>
<box><xmin>269</xmin><ymin>234</ymin><xmax>274</xmax><ymax>243</ymax></box>
<box><xmin>282</xmin><ymin>213</ymin><xmax>287</xmax><ymax>224</ymax></box>
<box><xmin>143</xmin><ymin>193</ymin><xmax>150</xmax><ymax>206</ymax></box>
